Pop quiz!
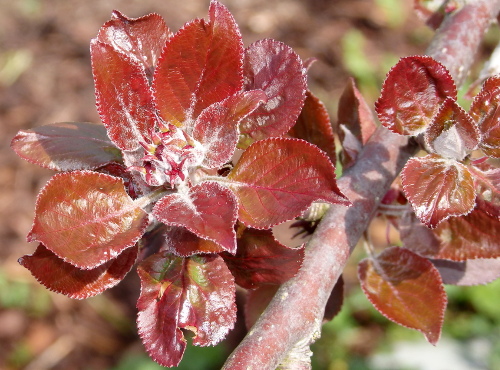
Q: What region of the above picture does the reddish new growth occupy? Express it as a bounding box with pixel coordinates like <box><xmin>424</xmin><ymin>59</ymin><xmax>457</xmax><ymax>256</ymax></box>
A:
<box><xmin>11</xmin><ymin>1</ymin><xmax>348</xmax><ymax>367</ymax></box>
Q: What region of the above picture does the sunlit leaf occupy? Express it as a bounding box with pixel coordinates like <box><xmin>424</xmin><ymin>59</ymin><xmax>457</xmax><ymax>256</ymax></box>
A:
<box><xmin>137</xmin><ymin>252</ymin><xmax>236</xmax><ymax>367</ymax></box>
<box><xmin>142</xmin><ymin>224</ymin><xmax>224</xmax><ymax>257</ymax></box>
<box><xmin>97</xmin><ymin>10</ymin><xmax>170</xmax><ymax>78</ymax></box>
<box><xmin>469</xmin><ymin>158</ymin><xmax>500</xmax><ymax>219</ymax></box>
<box><xmin>375</xmin><ymin>55</ymin><xmax>456</xmax><ymax>135</ymax></box>
<box><xmin>28</xmin><ymin>171</ymin><xmax>148</xmax><ymax>269</ymax></box>
<box><xmin>92</xmin><ymin>40</ymin><xmax>157</xmax><ymax>151</ymax></box>
<box><xmin>227</xmin><ymin>137</ymin><xmax>350</xmax><ymax>229</ymax></box>
<box><xmin>221</xmin><ymin>228</ymin><xmax>304</xmax><ymax>289</ymax></box>
<box><xmin>401</xmin><ymin>154</ymin><xmax>476</xmax><ymax>228</ymax></box>
<box><xmin>193</xmin><ymin>90</ymin><xmax>267</xmax><ymax>169</ymax></box>
<box><xmin>469</xmin><ymin>76</ymin><xmax>500</xmax><ymax>158</ymax></box>
<box><xmin>239</xmin><ymin>39</ymin><xmax>306</xmax><ymax>146</ymax></box>
<box><xmin>358</xmin><ymin>246</ymin><xmax>446</xmax><ymax>345</ymax></box>
<box><xmin>425</xmin><ymin>98</ymin><xmax>479</xmax><ymax>161</ymax></box>
<box><xmin>153</xmin><ymin>1</ymin><xmax>243</xmax><ymax>130</ymax></box>
<box><xmin>431</xmin><ymin>258</ymin><xmax>500</xmax><ymax>286</ymax></box>
<box><xmin>19</xmin><ymin>244</ymin><xmax>138</xmax><ymax>299</ymax></box>
<box><xmin>11</xmin><ymin>122</ymin><xmax>121</xmax><ymax>171</ymax></box>
<box><xmin>288</xmin><ymin>90</ymin><xmax>336</xmax><ymax>163</ymax></box>
<box><xmin>400</xmin><ymin>208</ymin><xmax>500</xmax><ymax>261</ymax></box>
<box><xmin>153</xmin><ymin>182</ymin><xmax>237</xmax><ymax>253</ymax></box>
<box><xmin>337</xmin><ymin>77</ymin><xmax>377</xmax><ymax>144</ymax></box>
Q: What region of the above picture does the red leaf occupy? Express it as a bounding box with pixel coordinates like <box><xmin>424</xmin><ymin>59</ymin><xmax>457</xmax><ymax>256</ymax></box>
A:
<box><xmin>221</xmin><ymin>228</ymin><xmax>304</xmax><ymax>289</ymax></box>
<box><xmin>401</xmin><ymin>154</ymin><xmax>476</xmax><ymax>228</ymax></box>
<box><xmin>358</xmin><ymin>247</ymin><xmax>447</xmax><ymax>345</ymax></box>
<box><xmin>469</xmin><ymin>76</ymin><xmax>500</xmax><ymax>158</ymax></box>
<box><xmin>19</xmin><ymin>244</ymin><xmax>138</xmax><ymax>299</ymax></box>
<box><xmin>11</xmin><ymin>122</ymin><xmax>121</xmax><ymax>171</ymax></box>
<box><xmin>153</xmin><ymin>1</ymin><xmax>243</xmax><ymax>130</ymax></box>
<box><xmin>28</xmin><ymin>171</ymin><xmax>148</xmax><ymax>269</ymax></box>
<box><xmin>96</xmin><ymin>10</ymin><xmax>170</xmax><ymax>78</ymax></box>
<box><xmin>152</xmin><ymin>182</ymin><xmax>237</xmax><ymax>253</ymax></box>
<box><xmin>143</xmin><ymin>225</ymin><xmax>224</xmax><ymax>257</ymax></box>
<box><xmin>192</xmin><ymin>90</ymin><xmax>267</xmax><ymax>169</ymax></box>
<box><xmin>432</xmin><ymin>258</ymin><xmax>500</xmax><ymax>286</ymax></box>
<box><xmin>469</xmin><ymin>158</ymin><xmax>500</xmax><ymax>219</ymax></box>
<box><xmin>227</xmin><ymin>138</ymin><xmax>350</xmax><ymax>229</ymax></box>
<box><xmin>137</xmin><ymin>252</ymin><xmax>236</xmax><ymax>367</ymax></box>
<box><xmin>91</xmin><ymin>40</ymin><xmax>157</xmax><ymax>151</ymax></box>
<box><xmin>400</xmin><ymin>208</ymin><xmax>500</xmax><ymax>261</ymax></box>
<box><xmin>239</xmin><ymin>39</ymin><xmax>306</xmax><ymax>146</ymax></box>
<box><xmin>425</xmin><ymin>98</ymin><xmax>479</xmax><ymax>161</ymax></box>
<box><xmin>375</xmin><ymin>56</ymin><xmax>456</xmax><ymax>135</ymax></box>
<box><xmin>244</xmin><ymin>285</ymin><xmax>279</xmax><ymax>330</ymax></box>
<box><xmin>288</xmin><ymin>90</ymin><xmax>337</xmax><ymax>163</ymax></box>
<box><xmin>337</xmin><ymin>77</ymin><xmax>377</xmax><ymax>145</ymax></box>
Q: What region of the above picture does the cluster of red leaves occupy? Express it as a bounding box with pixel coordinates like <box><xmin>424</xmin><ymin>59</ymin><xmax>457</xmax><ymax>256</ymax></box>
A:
<box><xmin>347</xmin><ymin>55</ymin><xmax>500</xmax><ymax>345</ymax></box>
<box><xmin>11</xmin><ymin>1</ymin><xmax>349</xmax><ymax>366</ymax></box>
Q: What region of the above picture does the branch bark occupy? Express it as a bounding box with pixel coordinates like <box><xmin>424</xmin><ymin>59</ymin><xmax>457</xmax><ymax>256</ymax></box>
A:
<box><xmin>222</xmin><ymin>1</ymin><xmax>500</xmax><ymax>369</ymax></box>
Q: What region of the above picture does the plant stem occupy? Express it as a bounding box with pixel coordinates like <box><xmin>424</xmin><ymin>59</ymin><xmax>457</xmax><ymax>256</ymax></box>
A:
<box><xmin>222</xmin><ymin>1</ymin><xmax>500</xmax><ymax>369</ymax></box>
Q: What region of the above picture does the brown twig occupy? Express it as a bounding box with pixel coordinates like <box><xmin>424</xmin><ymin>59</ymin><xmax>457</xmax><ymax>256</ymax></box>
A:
<box><xmin>222</xmin><ymin>1</ymin><xmax>500</xmax><ymax>369</ymax></box>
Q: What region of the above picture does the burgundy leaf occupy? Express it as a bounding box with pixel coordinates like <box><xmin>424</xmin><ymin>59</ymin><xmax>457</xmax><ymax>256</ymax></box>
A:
<box><xmin>469</xmin><ymin>76</ymin><xmax>500</xmax><ymax>158</ymax></box>
<box><xmin>28</xmin><ymin>171</ymin><xmax>148</xmax><ymax>269</ymax></box>
<box><xmin>469</xmin><ymin>158</ymin><xmax>500</xmax><ymax>219</ymax></box>
<box><xmin>96</xmin><ymin>10</ymin><xmax>170</xmax><ymax>78</ymax></box>
<box><xmin>375</xmin><ymin>56</ymin><xmax>456</xmax><ymax>135</ymax></box>
<box><xmin>192</xmin><ymin>90</ymin><xmax>267</xmax><ymax>169</ymax></box>
<box><xmin>338</xmin><ymin>124</ymin><xmax>363</xmax><ymax>169</ymax></box>
<box><xmin>137</xmin><ymin>252</ymin><xmax>236</xmax><ymax>367</ymax></box>
<box><xmin>11</xmin><ymin>122</ymin><xmax>121</xmax><ymax>171</ymax></box>
<box><xmin>323</xmin><ymin>274</ymin><xmax>345</xmax><ymax>322</ymax></box>
<box><xmin>288</xmin><ymin>90</ymin><xmax>336</xmax><ymax>163</ymax></box>
<box><xmin>358</xmin><ymin>246</ymin><xmax>447</xmax><ymax>345</ymax></box>
<box><xmin>244</xmin><ymin>285</ymin><xmax>279</xmax><ymax>330</ymax></box>
<box><xmin>239</xmin><ymin>39</ymin><xmax>306</xmax><ymax>146</ymax></box>
<box><xmin>432</xmin><ymin>258</ymin><xmax>500</xmax><ymax>286</ymax></box>
<box><xmin>143</xmin><ymin>224</ymin><xmax>225</xmax><ymax>257</ymax></box>
<box><xmin>19</xmin><ymin>244</ymin><xmax>138</xmax><ymax>299</ymax></box>
<box><xmin>153</xmin><ymin>181</ymin><xmax>237</xmax><ymax>253</ymax></box>
<box><xmin>153</xmin><ymin>0</ymin><xmax>243</xmax><ymax>130</ymax></box>
<box><xmin>337</xmin><ymin>77</ymin><xmax>377</xmax><ymax>145</ymax></box>
<box><xmin>221</xmin><ymin>228</ymin><xmax>304</xmax><ymax>289</ymax></box>
<box><xmin>413</xmin><ymin>0</ymin><xmax>446</xmax><ymax>30</ymax></box>
<box><xmin>91</xmin><ymin>40</ymin><xmax>157</xmax><ymax>151</ymax></box>
<box><xmin>226</xmin><ymin>137</ymin><xmax>350</xmax><ymax>229</ymax></box>
<box><xmin>96</xmin><ymin>163</ymin><xmax>143</xmax><ymax>199</ymax></box>
<box><xmin>400</xmin><ymin>208</ymin><xmax>500</xmax><ymax>261</ymax></box>
<box><xmin>401</xmin><ymin>154</ymin><xmax>476</xmax><ymax>228</ymax></box>
<box><xmin>425</xmin><ymin>98</ymin><xmax>479</xmax><ymax>161</ymax></box>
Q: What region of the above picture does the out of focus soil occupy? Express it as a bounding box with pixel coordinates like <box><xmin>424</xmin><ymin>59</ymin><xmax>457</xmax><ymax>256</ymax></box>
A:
<box><xmin>0</xmin><ymin>1</ymin><xmax>487</xmax><ymax>369</ymax></box>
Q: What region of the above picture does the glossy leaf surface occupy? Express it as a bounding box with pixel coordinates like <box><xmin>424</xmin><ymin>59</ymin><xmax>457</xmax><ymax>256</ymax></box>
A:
<box><xmin>96</xmin><ymin>10</ymin><xmax>170</xmax><ymax>77</ymax></box>
<box><xmin>92</xmin><ymin>40</ymin><xmax>156</xmax><ymax>151</ymax></box>
<box><xmin>137</xmin><ymin>252</ymin><xmax>236</xmax><ymax>367</ymax></box>
<box><xmin>400</xmin><ymin>208</ymin><xmax>500</xmax><ymax>261</ymax></box>
<box><xmin>153</xmin><ymin>182</ymin><xmax>237</xmax><ymax>253</ymax></box>
<box><xmin>401</xmin><ymin>154</ymin><xmax>476</xmax><ymax>228</ymax></box>
<box><xmin>19</xmin><ymin>244</ymin><xmax>138</xmax><ymax>299</ymax></box>
<box><xmin>227</xmin><ymin>138</ymin><xmax>349</xmax><ymax>229</ymax></box>
<box><xmin>375</xmin><ymin>56</ymin><xmax>456</xmax><ymax>135</ymax></box>
<box><xmin>11</xmin><ymin>122</ymin><xmax>121</xmax><ymax>171</ymax></box>
<box><xmin>425</xmin><ymin>98</ymin><xmax>479</xmax><ymax>161</ymax></box>
<box><xmin>337</xmin><ymin>77</ymin><xmax>377</xmax><ymax>145</ymax></box>
<box><xmin>239</xmin><ymin>39</ymin><xmax>306</xmax><ymax>145</ymax></box>
<box><xmin>28</xmin><ymin>171</ymin><xmax>147</xmax><ymax>269</ymax></box>
<box><xmin>221</xmin><ymin>228</ymin><xmax>304</xmax><ymax>289</ymax></box>
<box><xmin>153</xmin><ymin>1</ymin><xmax>243</xmax><ymax>130</ymax></box>
<box><xmin>469</xmin><ymin>76</ymin><xmax>500</xmax><ymax>158</ymax></box>
<box><xmin>192</xmin><ymin>90</ymin><xmax>267</xmax><ymax>169</ymax></box>
<box><xmin>432</xmin><ymin>258</ymin><xmax>500</xmax><ymax>286</ymax></box>
<box><xmin>358</xmin><ymin>247</ymin><xmax>446</xmax><ymax>345</ymax></box>
<box><xmin>288</xmin><ymin>90</ymin><xmax>336</xmax><ymax>163</ymax></box>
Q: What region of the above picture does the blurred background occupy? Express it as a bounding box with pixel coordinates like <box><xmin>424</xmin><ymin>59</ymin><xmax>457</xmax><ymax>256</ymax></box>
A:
<box><xmin>1</xmin><ymin>0</ymin><xmax>499</xmax><ymax>369</ymax></box>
